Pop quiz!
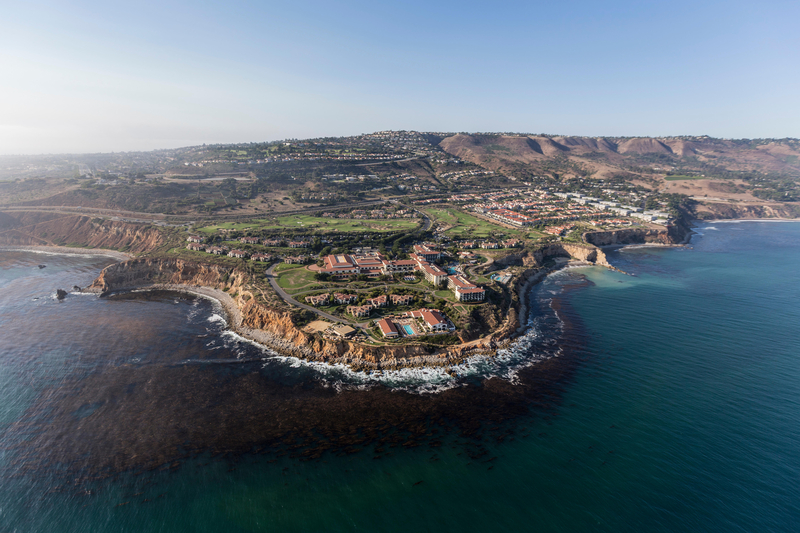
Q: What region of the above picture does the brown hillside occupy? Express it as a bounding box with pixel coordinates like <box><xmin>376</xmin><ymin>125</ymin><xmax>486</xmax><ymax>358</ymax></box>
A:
<box><xmin>438</xmin><ymin>134</ymin><xmax>549</xmax><ymax>166</ymax></box>
<box><xmin>663</xmin><ymin>140</ymin><xmax>697</xmax><ymax>157</ymax></box>
<box><xmin>617</xmin><ymin>138</ymin><xmax>673</xmax><ymax>155</ymax></box>
<box><xmin>527</xmin><ymin>136</ymin><xmax>570</xmax><ymax>156</ymax></box>
<box><xmin>553</xmin><ymin>136</ymin><xmax>618</xmax><ymax>153</ymax></box>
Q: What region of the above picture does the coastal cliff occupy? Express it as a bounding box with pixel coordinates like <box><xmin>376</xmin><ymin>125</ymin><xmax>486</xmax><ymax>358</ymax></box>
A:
<box><xmin>88</xmin><ymin>258</ymin><xmax>470</xmax><ymax>370</ymax></box>
<box><xmin>0</xmin><ymin>211</ymin><xmax>164</xmax><ymax>253</ymax></box>
<box><xmin>583</xmin><ymin>218</ymin><xmax>692</xmax><ymax>246</ymax></box>
<box><xmin>85</xmin><ymin>241</ymin><xmax>614</xmax><ymax>371</ymax></box>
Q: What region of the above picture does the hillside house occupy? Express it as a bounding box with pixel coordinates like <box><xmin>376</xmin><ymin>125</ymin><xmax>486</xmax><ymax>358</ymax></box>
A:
<box><xmin>333</xmin><ymin>293</ymin><xmax>357</xmax><ymax>305</ymax></box>
<box><xmin>305</xmin><ymin>293</ymin><xmax>330</xmax><ymax>306</ymax></box>
<box><xmin>347</xmin><ymin>305</ymin><xmax>372</xmax><ymax>318</ymax></box>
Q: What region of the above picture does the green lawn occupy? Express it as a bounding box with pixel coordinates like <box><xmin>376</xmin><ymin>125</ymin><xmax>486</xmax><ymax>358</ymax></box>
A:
<box><xmin>276</xmin><ymin>266</ymin><xmax>319</xmax><ymax>291</ymax></box>
<box><xmin>273</xmin><ymin>263</ymin><xmax>303</xmax><ymax>274</ymax></box>
<box><xmin>424</xmin><ymin>207</ymin><xmax>531</xmax><ymax>239</ymax></box>
<box><xmin>197</xmin><ymin>215</ymin><xmax>419</xmax><ymax>235</ymax></box>
<box><xmin>434</xmin><ymin>289</ymin><xmax>457</xmax><ymax>302</ymax></box>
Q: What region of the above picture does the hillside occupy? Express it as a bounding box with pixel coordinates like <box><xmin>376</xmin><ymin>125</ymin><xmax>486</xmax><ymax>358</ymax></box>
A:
<box><xmin>437</xmin><ymin>133</ymin><xmax>800</xmax><ymax>207</ymax></box>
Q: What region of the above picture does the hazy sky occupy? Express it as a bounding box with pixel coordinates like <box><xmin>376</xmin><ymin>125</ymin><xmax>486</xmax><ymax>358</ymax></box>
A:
<box><xmin>1</xmin><ymin>0</ymin><xmax>798</xmax><ymax>154</ymax></box>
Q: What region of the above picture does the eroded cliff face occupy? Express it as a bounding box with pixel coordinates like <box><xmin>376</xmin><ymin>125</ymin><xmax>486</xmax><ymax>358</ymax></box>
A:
<box><xmin>583</xmin><ymin>219</ymin><xmax>692</xmax><ymax>247</ymax></box>
<box><xmin>89</xmin><ymin>257</ymin><xmax>233</xmax><ymax>292</ymax></box>
<box><xmin>495</xmin><ymin>242</ymin><xmax>610</xmax><ymax>268</ymax></box>
<box><xmin>691</xmin><ymin>202</ymin><xmax>800</xmax><ymax>220</ymax></box>
<box><xmin>89</xmin><ymin>258</ymin><xmax>474</xmax><ymax>371</ymax></box>
<box><xmin>0</xmin><ymin>211</ymin><xmax>163</xmax><ymax>253</ymax></box>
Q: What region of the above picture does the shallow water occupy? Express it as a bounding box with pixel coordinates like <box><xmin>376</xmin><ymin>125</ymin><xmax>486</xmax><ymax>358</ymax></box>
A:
<box><xmin>1</xmin><ymin>222</ymin><xmax>799</xmax><ymax>531</ymax></box>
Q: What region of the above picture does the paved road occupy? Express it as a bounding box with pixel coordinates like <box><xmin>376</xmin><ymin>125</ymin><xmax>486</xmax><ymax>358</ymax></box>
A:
<box><xmin>265</xmin><ymin>263</ymin><xmax>368</xmax><ymax>327</ymax></box>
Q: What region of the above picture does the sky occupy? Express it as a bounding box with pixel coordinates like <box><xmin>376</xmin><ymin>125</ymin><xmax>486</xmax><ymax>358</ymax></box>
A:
<box><xmin>1</xmin><ymin>0</ymin><xmax>799</xmax><ymax>154</ymax></box>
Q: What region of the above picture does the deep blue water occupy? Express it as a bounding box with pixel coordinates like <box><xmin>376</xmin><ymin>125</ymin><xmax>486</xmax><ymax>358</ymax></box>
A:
<box><xmin>1</xmin><ymin>221</ymin><xmax>799</xmax><ymax>532</ymax></box>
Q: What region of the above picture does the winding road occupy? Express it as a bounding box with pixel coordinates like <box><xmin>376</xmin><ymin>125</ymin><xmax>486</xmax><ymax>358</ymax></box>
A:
<box><xmin>265</xmin><ymin>263</ymin><xmax>372</xmax><ymax>327</ymax></box>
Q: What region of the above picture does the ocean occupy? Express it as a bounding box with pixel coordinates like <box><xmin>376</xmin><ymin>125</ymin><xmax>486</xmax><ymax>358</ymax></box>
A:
<box><xmin>1</xmin><ymin>221</ymin><xmax>799</xmax><ymax>532</ymax></box>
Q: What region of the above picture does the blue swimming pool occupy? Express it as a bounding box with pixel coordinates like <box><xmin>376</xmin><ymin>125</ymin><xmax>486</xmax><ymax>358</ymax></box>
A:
<box><xmin>401</xmin><ymin>325</ymin><xmax>414</xmax><ymax>335</ymax></box>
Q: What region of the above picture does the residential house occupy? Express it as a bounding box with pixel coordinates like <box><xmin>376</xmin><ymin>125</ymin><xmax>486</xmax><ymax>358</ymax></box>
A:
<box><xmin>390</xmin><ymin>294</ymin><xmax>414</xmax><ymax>306</ymax></box>
<box><xmin>333</xmin><ymin>293</ymin><xmax>357</xmax><ymax>305</ymax></box>
<box><xmin>347</xmin><ymin>305</ymin><xmax>373</xmax><ymax>318</ymax></box>
<box><xmin>305</xmin><ymin>293</ymin><xmax>330</xmax><ymax>306</ymax></box>
<box><xmin>368</xmin><ymin>295</ymin><xmax>388</xmax><ymax>308</ymax></box>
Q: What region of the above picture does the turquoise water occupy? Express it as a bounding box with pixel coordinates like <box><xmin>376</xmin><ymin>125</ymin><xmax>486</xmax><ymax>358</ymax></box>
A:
<box><xmin>1</xmin><ymin>221</ymin><xmax>800</xmax><ymax>531</ymax></box>
<box><xmin>401</xmin><ymin>324</ymin><xmax>415</xmax><ymax>335</ymax></box>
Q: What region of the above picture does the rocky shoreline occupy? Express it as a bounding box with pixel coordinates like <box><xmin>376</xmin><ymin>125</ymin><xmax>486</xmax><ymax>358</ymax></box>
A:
<box><xmin>19</xmin><ymin>218</ymin><xmax>693</xmax><ymax>372</ymax></box>
<box><xmin>81</xmin><ymin>251</ymin><xmax>611</xmax><ymax>372</ymax></box>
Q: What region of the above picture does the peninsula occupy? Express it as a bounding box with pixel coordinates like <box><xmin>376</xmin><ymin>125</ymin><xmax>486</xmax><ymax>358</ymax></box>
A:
<box><xmin>1</xmin><ymin>130</ymin><xmax>796</xmax><ymax>370</ymax></box>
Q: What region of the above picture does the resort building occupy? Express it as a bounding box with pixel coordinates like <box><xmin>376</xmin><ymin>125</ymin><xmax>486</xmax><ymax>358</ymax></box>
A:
<box><xmin>187</xmin><ymin>235</ymin><xmax>204</xmax><ymax>243</ymax></box>
<box><xmin>377</xmin><ymin>318</ymin><xmax>399</xmax><ymax>338</ymax></box>
<box><xmin>381</xmin><ymin>259</ymin><xmax>418</xmax><ymax>275</ymax></box>
<box><xmin>448</xmin><ymin>275</ymin><xmax>486</xmax><ymax>302</ymax></box>
<box><xmin>187</xmin><ymin>243</ymin><xmax>205</xmax><ymax>251</ymax></box>
<box><xmin>250</xmin><ymin>253</ymin><xmax>272</xmax><ymax>262</ymax></box>
<box><xmin>289</xmin><ymin>241</ymin><xmax>309</xmax><ymax>248</ymax></box>
<box><xmin>240</xmin><ymin>236</ymin><xmax>260</xmax><ymax>244</ymax></box>
<box><xmin>228</xmin><ymin>249</ymin><xmax>248</xmax><ymax>258</ymax></box>
<box><xmin>263</xmin><ymin>239</ymin><xmax>284</xmax><ymax>247</ymax></box>
<box><xmin>321</xmin><ymin>252</ymin><xmax>387</xmax><ymax>278</ymax></box>
<box><xmin>420</xmin><ymin>263</ymin><xmax>448</xmax><ymax>286</ymax></box>
<box><xmin>412</xmin><ymin>244</ymin><xmax>441</xmax><ymax>262</ymax></box>
<box><xmin>405</xmin><ymin>309</ymin><xmax>454</xmax><ymax>333</ymax></box>
<box><xmin>206</xmin><ymin>246</ymin><xmax>226</xmax><ymax>255</ymax></box>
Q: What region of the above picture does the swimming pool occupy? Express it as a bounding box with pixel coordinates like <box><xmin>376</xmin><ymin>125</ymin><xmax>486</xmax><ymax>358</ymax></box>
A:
<box><xmin>401</xmin><ymin>325</ymin><xmax>414</xmax><ymax>336</ymax></box>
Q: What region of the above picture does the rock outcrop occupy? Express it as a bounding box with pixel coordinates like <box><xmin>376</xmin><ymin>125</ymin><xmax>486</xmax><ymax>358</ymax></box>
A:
<box><xmin>583</xmin><ymin>218</ymin><xmax>692</xmax><ymax>246</ymax></box>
